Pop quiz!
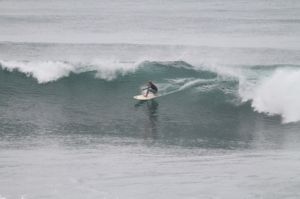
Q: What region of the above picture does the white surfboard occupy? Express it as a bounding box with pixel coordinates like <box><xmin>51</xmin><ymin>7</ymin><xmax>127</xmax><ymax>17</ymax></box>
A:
<box><xmin>133</xmin><ymin>93</ymin><xmax>158</xmax><ymax>100</ymax></box>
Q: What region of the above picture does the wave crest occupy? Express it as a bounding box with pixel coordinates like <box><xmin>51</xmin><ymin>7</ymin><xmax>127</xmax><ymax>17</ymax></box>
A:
<box><xmin>0</xmin><ymin>59</ymin><xmax>139</xmax><ymax>83</ymax></box>
<box><xmin>240</xmin><ymin>67</ymin><xmax>300</xmax><ymax>123</ymax></box>
<box><xmin>1</xmin><ymin>59</ymin><xmax>300</xmax><ymax>123</ymax></box>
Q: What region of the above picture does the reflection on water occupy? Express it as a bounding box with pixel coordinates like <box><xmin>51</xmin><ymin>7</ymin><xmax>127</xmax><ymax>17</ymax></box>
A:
<box><xmin>135</xmin><ymin>100</ymin><xmax>159</xmax><ymax>143</ymax></box>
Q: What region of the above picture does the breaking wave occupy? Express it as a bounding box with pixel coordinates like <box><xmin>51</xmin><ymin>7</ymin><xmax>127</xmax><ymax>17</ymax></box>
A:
<box><xmin>0</xmin><ymin>59</ymin><xmax>300</xmax><ymax>123</ymax></box>
<box><xmin>0</xmin><ymin>59</ymin><xmax>139</xmax><ymax>83</ymax></box>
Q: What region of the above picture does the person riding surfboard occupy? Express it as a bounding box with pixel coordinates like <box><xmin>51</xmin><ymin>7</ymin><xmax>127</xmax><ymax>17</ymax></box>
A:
<box><xmin>143</xmin><ymin>81</ymin><xmax>158</xmax><ymax>97</ymax></box>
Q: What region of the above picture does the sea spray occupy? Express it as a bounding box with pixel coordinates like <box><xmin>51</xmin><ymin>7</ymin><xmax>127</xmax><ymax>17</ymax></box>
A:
<box><xmin>246</xmin><ymin>68</ymin><xmax>300</xmax><ymax>123</ymax></box>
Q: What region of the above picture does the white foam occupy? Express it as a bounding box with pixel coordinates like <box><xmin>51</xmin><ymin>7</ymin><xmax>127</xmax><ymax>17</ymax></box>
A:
<box><xmin>195</xmin><ymin>62</ymin><xmax>300</xmax><ymax>123</ymax></box>
<box><xmin>0</xmin><ymin>59</ymin><xmax>139</xmax><ymax>83</ymax></box>
<box><xmin>0</xmin><ymin>60</ymin><xmax>75</xmax><ymax>83</ymax></box>
<box><xmin>91</xmin><ymin>59</ymin><xmax>139</xmax><ymax>81</ymax></box>
<box><xmin>156</xmin><ymin>78</ymin><xmax>217</xmax><ymax>97</ymax></box>
<box><xmin>240</xmin><ymin>68</ymin><xmax>300</xmax><ymax>123</ymax></box>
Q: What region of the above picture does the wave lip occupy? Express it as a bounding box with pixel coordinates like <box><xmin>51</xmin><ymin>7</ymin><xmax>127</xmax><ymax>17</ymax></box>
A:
<box><xmin>0</xmin><ymin>60</ymin><xmax>75</xmax><ymax>83</ymax></box>
<box><xmin>0</xmin><ymin>59</ymin><xmax>138</xmax><ymax>83</ymax></box>
<box><xmin>242</xmin><ymin>68</ymin><xmax>300</xmax><ymax>123</ymax></box>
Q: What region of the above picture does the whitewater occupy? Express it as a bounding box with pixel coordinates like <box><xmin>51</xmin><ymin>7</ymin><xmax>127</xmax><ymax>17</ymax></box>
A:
<box><xmin>1</xmin><ymin>43</ymin><xmax>300</xmax><ymax>123</ymax></box>
<box><xmin>1</xmin><ymin>0</ymin><xmax>300</xmax><ymax>198</ymax></box>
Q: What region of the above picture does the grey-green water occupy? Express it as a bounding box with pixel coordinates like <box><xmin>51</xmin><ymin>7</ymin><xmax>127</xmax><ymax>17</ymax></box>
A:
<box><xmin>1</xmin><ymin>0</ymin><xmax>300</xmax><ymax>198</ymax></box>
<box><xmin>2</xmin><ymin>57</ymin><xmax>300</xmax><ymax>198</ymax></box>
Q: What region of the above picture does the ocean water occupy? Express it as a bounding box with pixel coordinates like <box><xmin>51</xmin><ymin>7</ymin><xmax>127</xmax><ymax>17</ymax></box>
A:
<box><xmin>1</xmin><ymin>0</ymin><xmax>300</xmax><ymax>198</ymax></box>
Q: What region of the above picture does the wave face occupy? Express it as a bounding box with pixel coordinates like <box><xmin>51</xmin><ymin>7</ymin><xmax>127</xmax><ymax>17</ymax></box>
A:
<box><xmin>1</xmin><ymin>41</ymin><xmax>300</xmax><ymax>151</ymax></box>
<box><xmin>1</xmin><ymin>55</ymin><xmax>300</xmax><ymax>124</ymax></box>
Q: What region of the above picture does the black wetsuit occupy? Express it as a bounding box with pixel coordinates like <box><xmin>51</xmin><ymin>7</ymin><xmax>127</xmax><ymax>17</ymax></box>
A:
<box><xmin>150</xmin><ymin>83</ymin><xmax>158</xmax><ymax>93</ymax></box>
<box><xmin>148</xmin><ymin>83</ymin><xmax>158</xmax><ymax>94</ymax></box>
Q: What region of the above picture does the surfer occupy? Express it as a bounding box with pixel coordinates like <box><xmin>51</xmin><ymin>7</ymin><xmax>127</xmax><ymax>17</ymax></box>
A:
<box><xmin>143</xmin><ymin>81</ymin><xmax>158</xmax><ymax>97</ymax></box>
